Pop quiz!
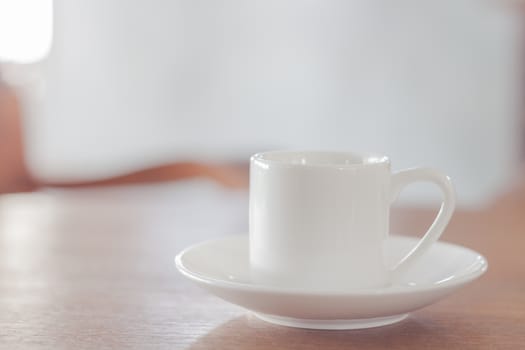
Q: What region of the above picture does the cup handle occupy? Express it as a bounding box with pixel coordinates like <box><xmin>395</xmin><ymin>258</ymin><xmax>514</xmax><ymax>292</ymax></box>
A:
<box><xmin>389</xmin><ymin>168</ymin><xmax>456</xmax><ymax>281</ymax></box>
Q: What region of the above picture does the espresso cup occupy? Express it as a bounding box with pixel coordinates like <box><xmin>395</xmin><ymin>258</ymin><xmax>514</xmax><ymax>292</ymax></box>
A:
<box><xmin>249</xmin><ymin>151</ymin><xmax>455</xmax><ymax>291</ymax></box>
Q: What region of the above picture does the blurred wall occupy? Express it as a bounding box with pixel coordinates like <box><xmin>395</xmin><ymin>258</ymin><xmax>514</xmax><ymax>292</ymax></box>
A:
<box><xmin>22</xmin><ymin>0</ymin><xmax>523</xmax><ymax>206</ymax></box>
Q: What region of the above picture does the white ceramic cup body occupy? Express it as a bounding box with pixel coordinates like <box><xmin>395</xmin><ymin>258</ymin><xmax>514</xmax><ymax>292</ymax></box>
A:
<box><xmin>249</xmin><ymin>151</ymin><xmax>455</xmax><ymax>292</ymax></box>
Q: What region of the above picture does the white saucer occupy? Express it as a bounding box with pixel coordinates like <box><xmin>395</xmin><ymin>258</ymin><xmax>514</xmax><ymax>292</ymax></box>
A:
<box><xmin>175</xmin><ymin>235</ymin><xmax>487</xmax><ymax>330</ymax></box>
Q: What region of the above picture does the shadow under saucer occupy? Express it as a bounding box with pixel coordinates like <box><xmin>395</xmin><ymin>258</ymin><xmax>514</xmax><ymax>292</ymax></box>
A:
<box><xmin>188</xmin><ymin>311</ymin><xmax>488</xmax><ymax>350</ymax></box>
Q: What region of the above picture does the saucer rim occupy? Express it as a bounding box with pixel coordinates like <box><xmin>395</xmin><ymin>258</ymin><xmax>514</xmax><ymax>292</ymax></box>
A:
<box><xmin>175</xmin><ymin>234</ymin><xmax>488</xmax><ymax>296</ymax></box>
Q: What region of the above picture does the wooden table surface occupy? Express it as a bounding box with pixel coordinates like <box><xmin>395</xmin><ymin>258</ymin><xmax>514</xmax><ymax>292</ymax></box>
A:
<box><xmin>0</xmin><ymin>182</ymin><xmax>524</xmax><ymax>349</ymax></box>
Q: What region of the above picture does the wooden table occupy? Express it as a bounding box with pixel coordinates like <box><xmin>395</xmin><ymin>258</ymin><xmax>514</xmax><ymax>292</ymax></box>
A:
<box><xmin>0</xmin><ymin>182</ymin><xmax>524</xmax><ymax>349</ymax></box>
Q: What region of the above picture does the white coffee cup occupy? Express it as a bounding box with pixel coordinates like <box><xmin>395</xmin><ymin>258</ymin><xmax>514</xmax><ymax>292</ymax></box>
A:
<box><xmin>249</xmin><ymin>151</ymin><xmax>455</xmax><ymax>291</ymax></box>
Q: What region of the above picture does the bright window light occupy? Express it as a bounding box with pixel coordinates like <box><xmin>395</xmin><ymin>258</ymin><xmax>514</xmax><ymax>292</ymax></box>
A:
<box><xmin>0</xmin><ymin>0</ymin><xmax>53</xmax><ymax>63</ymax></box>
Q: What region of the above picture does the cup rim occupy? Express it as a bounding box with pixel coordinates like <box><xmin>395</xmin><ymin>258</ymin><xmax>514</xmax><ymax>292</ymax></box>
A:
<box><xmin>251</xmin><ymin>150</ymin><xmax>390</xmax><ymax>169</ymax></box>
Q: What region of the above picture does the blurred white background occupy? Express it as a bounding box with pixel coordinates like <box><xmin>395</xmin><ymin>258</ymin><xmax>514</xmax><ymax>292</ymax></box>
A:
<box><xmin>0</xmin><ymin>0</ymin><xmax>52</xmax><ymax>63</ymax></box>
<box><xmin>1</xmin><ymin>0</ymin><xmax>523</xmax><ymax>207</ymax></box>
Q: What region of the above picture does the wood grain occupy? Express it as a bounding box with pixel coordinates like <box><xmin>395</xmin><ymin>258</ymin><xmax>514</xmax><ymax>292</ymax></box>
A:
<box><xmin>0</xmin><ymin>185</ymin><xmax>523</xmax><ymax>349</ymax></box>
